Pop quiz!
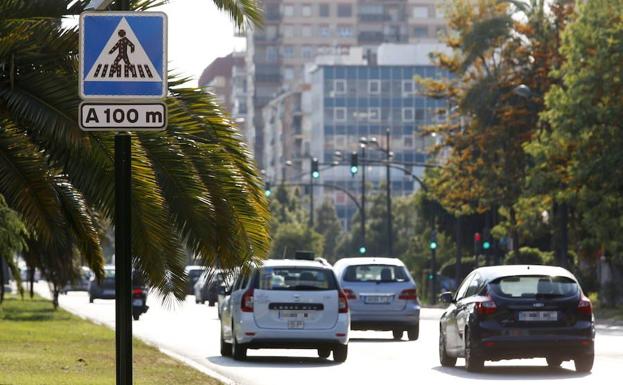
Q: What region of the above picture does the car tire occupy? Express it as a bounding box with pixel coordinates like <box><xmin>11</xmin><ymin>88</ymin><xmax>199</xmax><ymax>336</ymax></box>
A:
<box><xmin>195</xmin><ymin>297</ymin><xmax>200</xmax><ymax>304</ymax></box>
<box><xmin>209</xmin><ymin>300</ymin><xmax>216</xmax><ymax>307</ymax></box>
<box><xmin>89</xmin><ymin>296</ymin><xmax>94</xmax><ymax>304</ymax></box>
<box><xmin>407</xmin><ymin>324</ymin><xmax>419</xmax><ymax>341</ymax></box>
<box><xmin>392</xmin><ymin>330</ymin><xmax>403</xmax><ymax>340</ymax></box>
<box><xmin>318</xmin><ymin>348</ymin><xmax>331</xmax><ymax>359</ymax></box>
<box><xmin>439</xmin><ymin>331</ymin><xmax>457</xmax><ymax>367</ymax></box>
<box><xmin>220</xmin><ymin>328</ymin><xmax>232</xmax><ymax>357</ymax></box>
<box><xmin>546</xmin><ymin>357</ymin><xmax>563</xmax><ymax>368</ymax></box>
<box><xmin>574</xmin><ymin>353</ymin><xmax>594</xmax><ymax>373</ymax></box>
<box><xmin>464</xmin><ymin>329</ymin><xmax>484</xmax><ymax>372</ymax></box>
<box><xmin>333</xmin><ymin>344</ymin><xmax>348</xmax><ymax>363</ymax></box>
<box><xmin>132</xmin><ymin>312</ymin><xmax>140</xmax><ymax>321</ymax></box>
<box><xmin>231</xmin><ymin>324</ymin><xmax>247</xmax><ymax>361</ymax></box>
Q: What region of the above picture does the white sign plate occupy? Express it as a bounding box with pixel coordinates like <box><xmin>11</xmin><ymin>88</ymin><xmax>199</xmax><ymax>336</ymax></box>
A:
<box><xmin>79</xmin><ymin>102</ymin><xmax>167</xmax><ymax>131</ymax></box>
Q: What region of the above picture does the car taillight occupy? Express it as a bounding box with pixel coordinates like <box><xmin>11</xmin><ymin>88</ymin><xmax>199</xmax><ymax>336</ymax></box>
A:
<box><xmin>131</xmin><ymin>288</ymin><xmax>143</xmax><ymax>295</ymax></box>
<box><xmin>475</xmin><ymin>296</ymin><xmax>497</xmax><ymax>315</ymax></box>
<box><xmin>241</xmin><ymin>288</ymin><xmax>254</xmax><ymax>312</ymax></box>
<box><xmin>577</xmin><ymin>295</ymin><xmax>592</xmax><ymax>316</ymax></box>
<box><xmin>398</xmin><ymin>288</ymin><xmax>418</xmax><ymax>300</ymax></box>
<box><xmin>343</xmin><ymin>288</ymin><xmax>357</xmax><ymax>300</ymax></box>
<box><xmin>338</xmin><ymin>290</ymin><xmax>349</xmax><ymax>313</ymax></box>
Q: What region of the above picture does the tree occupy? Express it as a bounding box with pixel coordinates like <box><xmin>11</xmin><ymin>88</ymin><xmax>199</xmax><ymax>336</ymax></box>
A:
<box><xmin>0</xmin><ymin>0</ymin><xmax>269</xmax><ymax>300</ymax></box>
<box><xmin>314</xmin><ymin>200</ymin><xmax>343</xmax><ymax>261</ymax></box>
<box><xmin>270</xmin><ymin>224</ymin><xmax>324</xmax><ymax>260</ymax></box>
<box><xmin>0</xmin><ymin>195</ymin><xmax>29</xmax><ymax>303</ymax></box>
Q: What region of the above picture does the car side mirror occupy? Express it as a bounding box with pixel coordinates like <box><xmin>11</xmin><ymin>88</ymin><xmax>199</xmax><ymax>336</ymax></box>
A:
<box><xmin>439</xmin><ymin>291</ymin><xmax>455</xmax><ymax>304</ymax></box>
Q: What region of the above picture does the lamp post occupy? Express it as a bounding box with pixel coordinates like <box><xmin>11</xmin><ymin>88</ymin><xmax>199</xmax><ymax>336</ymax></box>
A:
<box><xmin>359</xmin><ymin>139</ymin><xmax>367</xmax><ymax>254</ymax></box>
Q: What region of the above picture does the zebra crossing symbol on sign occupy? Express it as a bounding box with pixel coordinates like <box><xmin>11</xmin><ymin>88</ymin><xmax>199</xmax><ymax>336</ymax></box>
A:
<box><xmin>80</xmin><ymin>12</ymin><xmax>167</xmax><ymax>99</ymax></box>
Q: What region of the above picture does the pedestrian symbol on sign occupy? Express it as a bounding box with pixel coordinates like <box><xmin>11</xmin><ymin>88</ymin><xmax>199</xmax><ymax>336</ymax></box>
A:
<box><xmin>80</xmin><ymin>12</ymin><xmax>167</xmax><ymax>99</ymax></box>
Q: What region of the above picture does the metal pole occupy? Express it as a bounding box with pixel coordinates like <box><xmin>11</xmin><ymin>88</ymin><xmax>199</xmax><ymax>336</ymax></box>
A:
<box><xmin>115</xmin><ymin>134</ymin><xmax>132</xmax><ymax>385</ymax></box>
<box><xmin>115</xmin><ymin>3</ymin><xmax>132</xmax><ymax>385</ymax></box>
<box><xmin>385</xmin><ymin>128</ymin><xmax>392</xmax><ymax>257</ymax></box>
<box><xmin>454</xmin><ymin>216</ymin><xmax>462</xmax><ymax>288</ymax></box>
<box><xmin>361</xmin><ymin>146</ymin><xmax>366</xmax><ymax>252</ymax></box>
<box><xmin>310</xmin><ymin>177</ymin><xmax>314</xmax><ymax>227</ymax></box>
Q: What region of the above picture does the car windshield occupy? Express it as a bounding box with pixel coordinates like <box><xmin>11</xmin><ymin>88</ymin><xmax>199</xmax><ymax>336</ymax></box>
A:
<box><xmin>343</xmin><ymin>264</ymin><xmax>409</xmax><ymax>283</ymax></box>
<box><xmin>188</xmin><ymin>269</ymin><xmax>204</xmax><ymax>279</ymax></box>
<box><xmin>488</xmin><ymin>275</ymin><xmax>579</xmax><ymax>298</ymax></box>
<box><xmin>257</xmin><ymin>267</ymin><xmax>336</xmax><ymax>291</ymax></box>
<box><xmin>104</xmin><ymin>269</ymin><xmax>115</xmax><ymax>279</ymax></box>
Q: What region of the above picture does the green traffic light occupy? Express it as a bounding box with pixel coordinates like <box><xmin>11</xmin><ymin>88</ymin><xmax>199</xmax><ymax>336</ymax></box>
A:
<box><xmin>359</xmin><ymin>246</ymin><xmax>366</xmax><ymax>254</ymax></box>
<box><xmin>483</xmin><ymin>241</ymin><xmax>491</xmax><ymax>250</ymax></box>
<box><xmin>264</xmin><ymin>190</ymin><xmax>271</xmax><ymax>197</ymax></box>
<box><xmin>427</xmin><ymin>273</ymin><xmax>433</xmax><ymax>280</ymax></box>
<box><xmin>350</xmin><ymin>166</ymin><xmax>358</xmax><ymax>175</ymax></box>
<box><xmin>312</xmin><ymin>171</ymin><xmax>320</xmax><ymax>179</ymax></box>
<box><xmin>429</xmin><ymin>241</ymin><xmax>437</xmax><ymax>250</ymax></box>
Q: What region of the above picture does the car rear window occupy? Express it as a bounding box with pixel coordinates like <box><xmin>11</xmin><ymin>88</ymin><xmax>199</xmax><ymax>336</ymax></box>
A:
<box><xmin>343</xmin><ymin>265</ymin><xmax>409</xmax><ymax>283</ymax></box>
<box><xmin>489</xmin><ymin>275</ymin><xmax>579</xmax><ymax>298</ymax></box>
<box><xmin>256</xmin><ymin>267</ymin><xmax>337</xmax><ymax>291</ymax></box>
<box><xmin>104</xmin><ymin>269</ymin><xmax>115</xmax><ymax>279</ymax></box>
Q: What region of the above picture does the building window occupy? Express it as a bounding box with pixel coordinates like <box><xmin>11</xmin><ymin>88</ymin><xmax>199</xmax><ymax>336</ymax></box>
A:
<box><xmin>266</xmin><ymin>46</ymin><xmax>278</xmax><ymax>62</ymax></box>
<box><xmin>368</xmin><ymin>79</ymin><xmax>380</xmax><ymax>94</ymax></box>
<box><xmin>283</xmin><ymin>4</ymin><xmax>294</xmax><ymax>17</ymax></box>
<box><xmin>404</xmin><ymin>136</ymin><xmax>413</xmax><ymax>148</ymax></box>
<box><xmin>413</xmin><ymin>26</ymin><xmax>429</xmax><ymax>38</ymax></box>
<box><xmin>302</xmin><ymin>45</ymin><xmax>314</xmax><ymax>59</ymax></box>
<box><xmin>283</xmin><ymin>67</ymin><xmax>294</xmax><ymax>81</ymax></box>
<box><xmin>335</xmin><ymin>107</ymin><xmax>347</xmax><ymax>122</ymax></box>
<box><xmin>319</xmin><ymin>24</ymin><xmax>331</xmax><ymax>37</ymax></box>
<box><xmin>412</xmin><ymin>6</ymin><xmax>429</xmax><ymax>18</ymax></box>
<box><xmin>281</xmin><ymin>46</ymin><xmax>294</xmax><ymax>58</ymax></box>
<box><xmin>302</xmin><ymin>4</ymin><xmax>312</xmax><ymax>17</ymax></box>
<box><xmin>334</xmin><ymin>79</ymin><xmax>346</xmax><ymax>94</ymax></box>
<box><xmin>402</xmin><ymin>107</ymin><xmax>415</xmax><ymax>122</ymax></box>
<box><xmin>266</xmin><ymin>25</ymin><xmax>278</xmax><ymax>40</ymax></box>
<box><xmin>402</xmin><ymin>80</ymin><xmax>414</xmax><ymax>95</ymax></box>
<box><xmin>368</xmin><ymin>107</ymin><xmax>381</xmax><ymax>122</ymax></box>
<box><xmin>302</xmin><ymin>25</ymin><xmax>312</xmax><ymax>37</ymax></box>
<box><xmin>337</xmin><ymin>4</ymin><xmax>352</xmax><ymax>17</ymax></box>
<box><xmin>282</xmin><ymin>25</ymin><xmax>293</xmax><ymax>37</ymax></box>
<box><xmin>319</xmin><ymin>3</ymin><xmax>330</xmax><ymax>17</ymax></box>
<box><xmin>337</xmin><ymin>25</ymin><xmax>353</xmax><ymax>37</ymax></box>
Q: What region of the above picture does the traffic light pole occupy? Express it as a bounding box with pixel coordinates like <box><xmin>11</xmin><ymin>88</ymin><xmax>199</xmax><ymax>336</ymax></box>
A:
<box><xmin>361</xmin><ymin>145</ymin><xmax>366</xmax><ymax>253</ymax></box>
<box><xmin>309</xmin><ymin>177</ymin><xmax>314</xmax><ymax>227</ymax></box>
<box><xmin>385</xmin><ymin>128</ymin><xmax>392</xmax><ymax>257</ymax></box>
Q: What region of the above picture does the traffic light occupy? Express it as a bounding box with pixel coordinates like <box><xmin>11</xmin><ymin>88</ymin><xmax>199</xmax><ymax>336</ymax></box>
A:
<box><xmin>359</xmin><ymin>246</ymin><xmax>366</xmax><ymax>255</ymax></box>
<box><xmin>483</xmin><ymin>240</ymin><xmax>491</xmax><ymax>251</ymax></box>
<box><xmin>429</xmin><ymin>231</ymin><xmax>438</xmax><ymax>250</ymax></box>
<box><xmin>311</xmin><ymin>158</ymin><xmax>320</xmax><ymax>179</ymax></box>
<box><xmin>350</xmin><ymin>152</ymin><xmax>359</xmax><ymax>176</ymax></box>
<box><xmin>474</xmin><ymin>232</ymin><xmax>481</xmax><ymax>254</ymax></box>
<box><xmin>264</xmin><ymin>181</ymin><xmax>271</xmax><ymax>197</ymax></box>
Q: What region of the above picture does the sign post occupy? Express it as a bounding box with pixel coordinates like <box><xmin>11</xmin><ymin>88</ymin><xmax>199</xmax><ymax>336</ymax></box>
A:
<box><xmin>79</xmin><ymin>2</ymin><xmax>167</xmax><ymax>384</ymax></box>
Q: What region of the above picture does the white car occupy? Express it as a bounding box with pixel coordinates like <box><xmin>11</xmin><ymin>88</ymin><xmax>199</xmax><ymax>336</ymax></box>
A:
<box><xmin>219</xmin><ymin>259</ymin><xmax>350</xmax><ymax>362</ymax></box>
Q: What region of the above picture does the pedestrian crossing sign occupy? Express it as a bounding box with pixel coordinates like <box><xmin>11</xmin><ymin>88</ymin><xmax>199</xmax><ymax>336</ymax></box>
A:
<box><xmin>80</xmin><ymin>12</ymin><xmax>167</xmax><ymax>99</ymax></box>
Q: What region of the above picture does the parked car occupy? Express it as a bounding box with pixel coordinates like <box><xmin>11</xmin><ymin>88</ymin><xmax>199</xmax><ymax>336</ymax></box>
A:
<box><xmin>219</xmin><ymin>258</ymin><xmax>350</xmax><ymax>362</ymax></box>
<box><xmin>88</xmin><ymin>265</ymin><xmax>116</xmax><ymax>302</ymax></box>
<box><xmin>439</xmin><ymin>265</ymin><xmax>595</xmax><ymax>372</ymax></box>
<box><xmin>185</xmin><ymin>265</ymin><xmax>206</xmax><ymax>295</ymax></box>
<box><xmin>333</xmin><ymin>257</ymin><xmax>420</xmax><ymax>340</ymax></box>
<box><xmin>194</xmin><ymin>269</ymin><xmax>224</xmax><ymax>306</ymax></box>
<box><xmin>61</xmin><ymin>267</ymin><xmax>93</xmax><ymax>294</ymax></box>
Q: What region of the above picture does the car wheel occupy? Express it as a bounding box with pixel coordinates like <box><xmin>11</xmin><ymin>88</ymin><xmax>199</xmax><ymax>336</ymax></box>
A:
<box><xmin>220</xmin><ymin>328</ymin><xmax>232</xmax><ymax>357</ymax></box>
<box><xmin>231</xmin><ymin>325</ymin><xmax>247</xmax><ymax>361</ymax></box>
<box><xmin>546</xmin><ymin>357</ymin><xmax>563</xmax><ymax>368</ymax></box>
<box><xmin>407</xmin><ymin>324</ymin><xmax>419</xmax><ymax>341</ymax></box>
<box><xmin>333</xmin><ymin>344</ymin><xmax>348</xmax><ymax>363</ymax></box>
<box><xmin>195</xmin><ymin>297</ymin><xmax>200</xmax><ymax>304</ymax></box>
<box><xmin>318</xmin><ymin>348</ymin><xmax>331</xmax><ymax>359</ymax></box>
<box><xmin>464</xmin><ymin>329</ymin><xmax>484</xmax><ymax>372</ymax></box>
<box><xmin>439</xmin><ymin>331</ymin><xmax>457</xmax><ymax>367</ymax></box>
<box><xmin>574</xmin><ymin>353</ymin><xmax>594</xmax><ymax>373</ymax></box>
<box><xmin>392</xmin><ymin>330</ymin><xmax>403</xmax><ymax>340</ymax></box>
<box><xmin>89</xmin><ymin>296</ymin><xmax>94</xmax><ymax>304</ymax></box>
<box><xmin>132</xmin><ymin>312</ymin><xmax>140</xmax><ymax>321</ymax></box>
<box><xmin>209</xmin><ymin>300</ymin><xmax>216</xmax><ymax>307</ymax></box>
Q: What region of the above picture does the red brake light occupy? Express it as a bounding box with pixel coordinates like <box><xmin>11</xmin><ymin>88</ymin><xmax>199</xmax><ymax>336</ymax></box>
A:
<box><xmin>475</xmin><ymin>296</ymin><xmax>497</xmax><ymax>315</ymax></box>
<box><xmin>241</xmin><ymin>288</ymin><xmax>254</xmax><ymax>312</ymax></box>
<box><xmin>399</xmin><ymin>288</ymin><xmax>418</xmax><ymax>300</ymax></box>
<box><xmin>343</xmin><ymin>288</ymin><xmax>357</xmax><ymax>300</ymax></box>
<box><xmin>577</xmin><ymin>295</ymin><xmax>592</xmax><ymax>316</ymax></box>
<box><xmin>131</xmin><ymin>288</ymin><xmax>143</xmax><ymax>295</ymax></box>
<box><xmin>338</xmin><ymin>290</ymin><xmax>349</xmax><ymax>313</ymax></box>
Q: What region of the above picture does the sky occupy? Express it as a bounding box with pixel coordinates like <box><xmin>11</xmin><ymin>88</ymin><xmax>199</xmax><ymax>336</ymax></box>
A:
<box><xmin>153</xmin><ymin>0</ymin><xmax>245</xmax><ymax>85</ymax></box>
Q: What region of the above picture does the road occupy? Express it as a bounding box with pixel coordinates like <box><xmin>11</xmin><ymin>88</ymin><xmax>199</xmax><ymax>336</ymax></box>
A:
<box><xmin>39</xmin><ymin>284</ymin><xmax>623</xmax><ymax>385</ymax></box>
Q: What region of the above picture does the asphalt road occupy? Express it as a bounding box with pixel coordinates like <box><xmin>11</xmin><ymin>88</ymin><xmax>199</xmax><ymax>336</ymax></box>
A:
<box><xmin>38</xmin><ymin>284</ymin><xmax>623</xmax><ymax>385</ymax></box>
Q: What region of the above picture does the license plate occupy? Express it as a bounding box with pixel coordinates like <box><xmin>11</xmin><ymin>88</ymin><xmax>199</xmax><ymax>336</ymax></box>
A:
<box><xmin>288</xmin><ymin>320</ymin><xmax>304</xmax><ymax>329</ymax></box>
<box><xmin>518</xmin><ymin>311</ymin><xmax>558</xmax><ymax>321</ymax></box>
<box><xmin>132</xmin><ymin>299</ymin><xmax>144</xmax><ymax>307</ymax></box>
<box><xmin>279</xmin><ymin>311</ymin><xmax>309</xmax><ymax>320</ymax></box>
<box><xmin>364</xmin><ymin>295</ymin><xmax>392</xmax><ymax>304</ymax></box>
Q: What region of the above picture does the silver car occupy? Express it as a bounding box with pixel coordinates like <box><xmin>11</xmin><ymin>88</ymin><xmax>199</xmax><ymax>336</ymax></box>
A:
<box><xmin>334</xmin><ymin>257</ymin><xmax>420</xmax><ymax>340</ymax></box>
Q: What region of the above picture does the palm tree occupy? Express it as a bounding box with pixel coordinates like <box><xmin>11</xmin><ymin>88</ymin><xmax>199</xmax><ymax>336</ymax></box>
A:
<box><xmin>0</xmin><ymin>0</ymin><xmax>269</xmax><ymax>301</ymax></box>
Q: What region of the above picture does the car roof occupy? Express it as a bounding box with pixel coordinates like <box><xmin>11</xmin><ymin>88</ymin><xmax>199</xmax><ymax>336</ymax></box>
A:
<box><xmin>333</xmin><ymin>257</ymin><xmax>406</xmax><ymax>268</ymax></box>
<box><xmin>261</xmin><ymin>259</ymin><xmax>332</xmax><ymax>269</ymax></box>
<box><xmin>184</xmin><ymin>265</ymin><xmax>206</xmax><ymax>272</ymax></box>
<box><xmin>473</xmin><ymin>265</ymin><xmax>577</xmax><ymax>282</ymax></box>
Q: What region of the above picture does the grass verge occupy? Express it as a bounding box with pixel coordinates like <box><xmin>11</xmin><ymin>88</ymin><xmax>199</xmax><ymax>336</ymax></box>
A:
<box><xmin>0</xmin><ymin>295</ymin><xmax>222</xmax><ymax>385</ymax></box>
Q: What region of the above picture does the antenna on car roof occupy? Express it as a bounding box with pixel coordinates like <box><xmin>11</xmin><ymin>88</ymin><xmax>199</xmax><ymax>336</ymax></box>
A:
<box><xmin>294</xmin><ymin>251</ymin><xmax>315</xmax><ymax>261</ymax></box>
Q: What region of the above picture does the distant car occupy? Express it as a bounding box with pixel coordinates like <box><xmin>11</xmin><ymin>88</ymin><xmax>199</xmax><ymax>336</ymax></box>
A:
<box><xmin>185</xmin><ymin>265</ymin><xmax>206</xmax><ymax>295</ymax></box>
<box><xmin>194</xmin><ymin>269</ymin><xmax>224</xmax><ymax>306</ymax></box>
<box><xmin>89</xmin><ymin>265</ymin><xmax>116</xmax><ymax>302</ymax></box>
<box><xmin>439</xmin><ymin>265</ymin><xmax>595</xmax><ymax>372</ymax></box>
<box><xmin>62</xmin><ymin>267</ymin><xmax>93</xmax><ymax>294</ymax></box>
<box><xmin>219</xmin><ymin>258</ymin><xmax>350</xmax><ymax>362</ymax></box>
<box><xmin>333</xmin><ymin>257</ymin><xmax>420</xmax><ymax>341</ymax></box>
